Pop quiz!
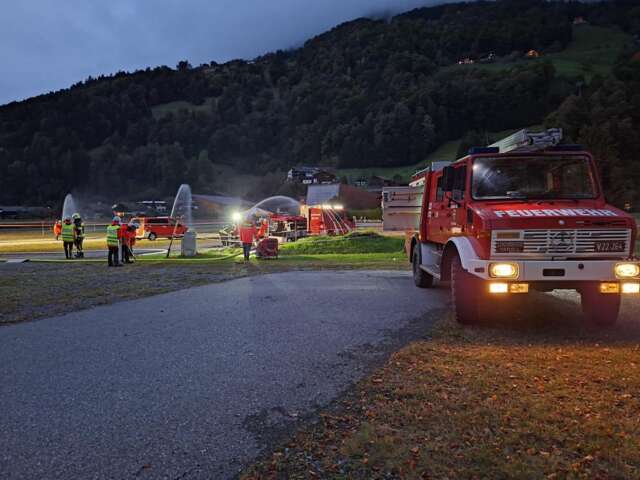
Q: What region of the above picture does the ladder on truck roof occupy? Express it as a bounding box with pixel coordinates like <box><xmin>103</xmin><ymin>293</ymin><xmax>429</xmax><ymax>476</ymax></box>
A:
<box><xmin>489</xmin><ymin>128</ymin><xmax>563</xmax><ymax>153</ymax></box>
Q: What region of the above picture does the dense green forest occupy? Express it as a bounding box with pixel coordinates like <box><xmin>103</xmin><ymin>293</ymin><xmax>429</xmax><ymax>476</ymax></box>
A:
<box><xmin>1</xmin><ymin>0</ymin><xmax>640</xmax><ymax>206</ymax></box>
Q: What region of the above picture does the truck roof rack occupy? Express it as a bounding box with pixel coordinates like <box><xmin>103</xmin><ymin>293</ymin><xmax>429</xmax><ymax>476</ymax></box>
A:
<box><xmin>487</xmin><ymin>128</ymin><xmax>563</xmax><ymax>153</ymax></box>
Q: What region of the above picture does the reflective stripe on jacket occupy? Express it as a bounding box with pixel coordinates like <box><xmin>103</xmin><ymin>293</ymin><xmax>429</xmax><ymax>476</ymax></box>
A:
<box><xmin>61</xmin><ymin>223</ymin><xmax>75</xmax><ymax>242</ymax></box>
<box><xmin>75</xmin><ymin>222</ymin><xmax>85</xmax><ymax>238</ymax></box>
<box><xmin>106</xmin><ymin>225</ymin><xmax>120</xmax><ymax>247</ymax></box>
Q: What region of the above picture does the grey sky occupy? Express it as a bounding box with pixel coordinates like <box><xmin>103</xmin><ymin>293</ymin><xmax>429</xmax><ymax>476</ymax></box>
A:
<box><xmin>0</xmin><ymin>0</ymin><xmax>443</xmax><ymax>106</ymax></box>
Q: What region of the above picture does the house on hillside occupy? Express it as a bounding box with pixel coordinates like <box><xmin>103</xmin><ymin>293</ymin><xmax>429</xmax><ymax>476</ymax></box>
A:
<box><xmin>526</xmin><ymin>49</ymin><xmax>541</xmax><ymax>58</ymax></box>
<box><xmin>287</xmin><ymin>166</ymin><xmax>336</xmax><ymax>185</ymax></box>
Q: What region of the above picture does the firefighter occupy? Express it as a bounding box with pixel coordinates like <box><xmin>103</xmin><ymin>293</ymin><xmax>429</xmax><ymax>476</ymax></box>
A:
<box><xmin>72</xmin><ymin>213</ymin><xmax>85</xmax><ymax>258</ymax></box>
<box><xmin>61</xmin><ymin>217</ymin><xmax>75</xmax><ymax>259</ymax></box>
<box><xmin>238</xmin><ymin>216</ymin><xmax>257</xmax><ymax>261</ymax></box>
<box><xmin>128</xmin><ymin>221</ymin><xmax>139</xmax><ymax>261</ymax></box>
<box><xmin>122</xmin><ymin>221</ymin><xmax>137</xmax><ymax>264</ymax></box>
<box><xmin>53</xmin><ymin>220</ymin><xmax>62</xmax><ymax>240</ymax></box>
<box><xmin>257</xmin><ymin>217</ymin><xmax>269</xmax><ymax>239</ymax></box>
<box><xmin>119</xmin><ymin>220</ymin><xmax>131</xmax><ymax>264</ymax></box>
<box><xmin>106</xmin><ymin>216</ymin><xmax>122</xmax><ymax>267</ymax></box>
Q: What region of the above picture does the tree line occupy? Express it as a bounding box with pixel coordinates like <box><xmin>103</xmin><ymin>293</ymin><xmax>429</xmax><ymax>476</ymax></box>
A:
<box><xmin>0</xmin><ymin>0</ymin><xmax>638</xmax><ymax>205</ymax></box>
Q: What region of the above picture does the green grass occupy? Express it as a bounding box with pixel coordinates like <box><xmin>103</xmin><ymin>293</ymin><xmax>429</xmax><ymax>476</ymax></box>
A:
<box><xmin>335</xmin><ymin>140</ymin><xmax>461</xmax><ymax>183</ymax></box>
<box><xmin>456</xmin><ymin>25</ymin><xmax>632</xmax><ymax>81</ymax></box>
<box><xmin>279</xmin><ymin>232</ymin><xmax>403</xmax><ymax>255</ymax></box>
<box><xmin>151</xmin><ymin>97</ymin><xmax>214</xmax><ymax>119</ymax></box>
<box><xmin>335</xmin><ymin>126</ymin><xmax>536</xmax><ymax>183</ymax></box>
<box><xmin>140</xmin><ymin>247</ymin><xmax>242</xmax><ymax>261</ymax></box>
<box><xmin>547</xmin><ymin>25</ymin><xmax>631</xmax><ymax>78</ymax></box>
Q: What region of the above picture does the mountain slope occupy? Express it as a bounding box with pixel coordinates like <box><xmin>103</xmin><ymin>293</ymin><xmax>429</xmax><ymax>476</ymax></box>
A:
<box><xmin>0</xmin><ymin>0</ymin><xmax>638</xmax><ymax>205</ymax></box>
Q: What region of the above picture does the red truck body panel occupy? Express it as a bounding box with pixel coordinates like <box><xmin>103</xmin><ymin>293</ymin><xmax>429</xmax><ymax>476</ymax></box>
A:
<box><xmin>418</xmin><ymin>151</ymin><xmax>637</xmax><ymax>260</ymax></box>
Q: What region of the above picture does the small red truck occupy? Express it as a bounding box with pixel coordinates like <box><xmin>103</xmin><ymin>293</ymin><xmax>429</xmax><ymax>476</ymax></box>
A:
<box><xmin>407</xmin><ymin>129</ymin><xmax>639</xmax><ymax>326</ymax></box>
<box><xmin>131</xmin><ymin>216</ymin><xmax>188</xmax><ymax>240</ymax></box>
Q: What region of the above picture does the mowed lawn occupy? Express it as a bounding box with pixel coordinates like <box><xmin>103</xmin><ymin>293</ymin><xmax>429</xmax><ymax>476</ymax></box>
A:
<box><xmin>0</xmin><ymin>233</ymin><xmax>407</xmax><ymax>324</ymax></box>
<box><xmin>453</xmin><ymin>25</ymin><xmax>632</xmax><ymax>80</ymax></box>
<box><xmin>244</xmin><ymin>292</ymin><xmax>640</xmax><ymax>479</ymax></box>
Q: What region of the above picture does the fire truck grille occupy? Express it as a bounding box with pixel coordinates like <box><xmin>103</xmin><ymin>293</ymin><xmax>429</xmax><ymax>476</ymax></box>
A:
<box><xmin>491</xmin><ymin>229</ymin><xmax>632</xmax><ymax>258</ymax></box>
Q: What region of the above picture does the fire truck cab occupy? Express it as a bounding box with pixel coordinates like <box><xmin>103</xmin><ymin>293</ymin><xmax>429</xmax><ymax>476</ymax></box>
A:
<box><xmin>408</xmin><ymin>129</ymin><xmax>639</xmax><ymax>326</ymax></box>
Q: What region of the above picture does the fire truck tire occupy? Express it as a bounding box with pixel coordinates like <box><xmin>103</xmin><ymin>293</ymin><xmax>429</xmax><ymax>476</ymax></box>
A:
<box><xmin>451</xmin><ymin>255</ymin><xmax>481</xmax><ymax>324</ymax></box>
<box><xmin>412</xmin><ymin>249</ymin><xmax>433</xmax><ymax>288</ymax></box>
<box><xmin>147</xmin><ymin>232</ymin><xmax>157</xmax><ymax>241</ymax></box>
<box><xmin>580</xmin><ymin>284</ymin><xmax>620</xmax><ymax>327</ymax></box>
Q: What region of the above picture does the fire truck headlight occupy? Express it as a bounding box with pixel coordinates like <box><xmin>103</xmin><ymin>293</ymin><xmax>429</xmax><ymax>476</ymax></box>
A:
<box><xmin>615</xmin><ymin>263</ymin><xmax>640</xmax><ymax>279</ymax></box>
<box><xmin>489</xmin><ymin>262</ymin><xmax>519</xmax><ymax>279</ymax></box>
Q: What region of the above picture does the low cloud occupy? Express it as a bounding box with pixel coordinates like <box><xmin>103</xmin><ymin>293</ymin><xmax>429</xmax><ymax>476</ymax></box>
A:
<box><xmin>0</xmin><ymin>0</ymin><xmax>447</xmax><ymax>105</ymax></box>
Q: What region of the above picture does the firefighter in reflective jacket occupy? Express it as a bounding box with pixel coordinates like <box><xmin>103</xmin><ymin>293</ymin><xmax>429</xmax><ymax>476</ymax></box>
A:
<box><xmin>106</xmin><ymin>216</ymin><xmax>122</xmax><ymax>267</ymax></box>
<box><xmin>61</xmin><ymin>217</ymin><xmax>75</xmax><ymax>259</ymax></box>
<box><xmin>72</xmin><ymin>213</ymin><xmax>85</xmax><ymax>258</ymax></box>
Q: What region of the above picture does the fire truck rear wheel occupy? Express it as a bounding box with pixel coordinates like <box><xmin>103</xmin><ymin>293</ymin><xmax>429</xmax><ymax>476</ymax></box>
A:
<box><xmin>580</xmin><ymin>284</ymin><xmax>620</xmax><ymax>327</ymax></box>
<box><xmin>451</xmin><ymin>255</ymin><xmax>481</xmax><ymax>324</ymax></box>
<box><xmin>412</xmin><ymin>248</ymin><xmax>433</xmax><ymax>288</ymax></box>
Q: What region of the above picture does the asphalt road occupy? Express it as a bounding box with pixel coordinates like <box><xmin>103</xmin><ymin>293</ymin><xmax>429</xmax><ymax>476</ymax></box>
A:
<box><xmin>0</xmin><ymin>270</ymin><xmax>446</xmax><ymax>480</ymax></box>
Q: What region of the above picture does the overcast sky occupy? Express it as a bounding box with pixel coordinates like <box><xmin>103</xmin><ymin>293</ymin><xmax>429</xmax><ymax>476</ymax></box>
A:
<box><xmin>0</xmin><ymin>0</ymin><xmax>447</xmax><ymax>106</ymax></box>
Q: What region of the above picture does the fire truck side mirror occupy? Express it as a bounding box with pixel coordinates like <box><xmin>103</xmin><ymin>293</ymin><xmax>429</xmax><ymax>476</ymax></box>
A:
<box><xmin>442</xmin><ymin>166</ymin><xmax>455</xmax><ymax>192</ymax></box>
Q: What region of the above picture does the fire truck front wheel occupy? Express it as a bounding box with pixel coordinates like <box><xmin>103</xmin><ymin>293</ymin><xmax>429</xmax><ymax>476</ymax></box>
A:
<box><xmin>451</xmin><ymin>255</ymin><xmax>482</xmax><ymax>324</ymax></box>
<box><xmin>412</xmin><ymin>248</ymin><xmax>433</xmax><ymax>288</ymax></box>
<box><xmin>580</xmin><ymin>284</ymin><xmax>620</xmax><ymax>327</ymax></box>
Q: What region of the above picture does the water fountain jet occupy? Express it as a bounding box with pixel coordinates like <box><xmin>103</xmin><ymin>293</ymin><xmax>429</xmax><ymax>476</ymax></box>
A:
<box><xmin>166</xmin><ymin>184</ymin><xmax>196</xmax><ymax>257</ymax></box>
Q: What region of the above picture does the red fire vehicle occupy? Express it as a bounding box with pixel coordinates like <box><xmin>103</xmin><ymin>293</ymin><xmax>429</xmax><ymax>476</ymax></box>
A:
<box><xmin>407</xmin><ymin>129</ymin><xmax>639</xmax><ymax>326</ymax></box>
<box><xmin>131</xmin><ymin>216</ymin><xmax>188</xmax><ymax>240</ymax></box>
<box><xmin>302</xmin><ymin>205</ymin><xmax>353</xmax><ymax>235</ymax></box>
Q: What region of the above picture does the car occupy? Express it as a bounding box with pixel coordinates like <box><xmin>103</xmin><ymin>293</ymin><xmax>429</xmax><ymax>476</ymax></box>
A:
<box><xmin>131</xmin><ymin>216</ymin><xmax>188</xmax><ymax>240</ymax></box>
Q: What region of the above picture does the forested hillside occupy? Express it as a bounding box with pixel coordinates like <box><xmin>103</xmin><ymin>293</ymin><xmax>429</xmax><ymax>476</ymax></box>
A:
<box><xmin>1</xmin><ymin>0</ymin><xmax>640</xmax><ymax>205</ymax></box>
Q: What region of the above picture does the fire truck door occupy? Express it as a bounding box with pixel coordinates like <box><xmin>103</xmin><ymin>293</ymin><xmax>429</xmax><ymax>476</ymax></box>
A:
<box><xmin>449</xmin><ymin>165</ymin><xmax>468</xmax><ymax>236</ymax></box>
<box><xmin>427</xmin><ymin>173</ymin><xmax>450</xmax><ymax>244</ymax></box>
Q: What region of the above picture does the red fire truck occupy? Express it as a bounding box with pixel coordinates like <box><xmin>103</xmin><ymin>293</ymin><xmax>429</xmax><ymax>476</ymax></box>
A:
<box><xmin>407</xmin><ymin>128</ymin><xmax>639</xmax><ymax>326</ymax></box>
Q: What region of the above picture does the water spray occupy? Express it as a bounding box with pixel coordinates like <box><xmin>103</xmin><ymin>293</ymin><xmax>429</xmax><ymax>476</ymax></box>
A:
<box><xmin>166</xmin><ymin>184</ymin><xmax>194</xmax><ymax>258</ymax></box>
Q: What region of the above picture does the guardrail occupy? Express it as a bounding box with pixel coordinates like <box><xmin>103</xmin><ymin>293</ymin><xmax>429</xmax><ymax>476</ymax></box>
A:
<box><xmin>0</xmin><ymin>220</ymin><xmax>228</xmax><ymax>234</ymax></box>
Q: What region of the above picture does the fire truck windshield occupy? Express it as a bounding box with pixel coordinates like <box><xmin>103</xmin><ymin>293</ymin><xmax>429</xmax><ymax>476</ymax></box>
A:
<box><xmin>472</xmin><ymin>155</ymin><xmax>597</xmax><ymax>200</ymax></box>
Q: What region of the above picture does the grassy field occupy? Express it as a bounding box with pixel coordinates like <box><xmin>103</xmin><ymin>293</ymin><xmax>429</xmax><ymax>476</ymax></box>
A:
<box><xmin>335</xmin><ymin>140</ymin><xmax>461</xmax><ymax>182</ymax></box>
<box><xmin>280</xmin><ymin>232</ymin><xmax>404</xmax><ymax>255</ymax></box>
<box><xmin>0</xmin><ymin>235</ymin><xmax>172</xmax><ymax>254</ymax></box>
<box><xmin>334</xmin><ymin>126</ymin><xmax>540</xmax><ymax>183</ymax></box>
<box><xmin>243</xmin><ymin>291</ymin><xmax>640</xmax><ymax>479</ymax></box>
<box><xmin>457</xmin><ymin>25</ymin><xmax>632</xmax><ymax>81</ymax></box>
<box><xmin>151</xmin><ymin>97</ymin><xmax>215</xmax><ymax>119</ymax></box>
<box><xmin>0</xmin><ymin>233</ymin><xmax>407</xmax><ymax>324</ymax></box>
